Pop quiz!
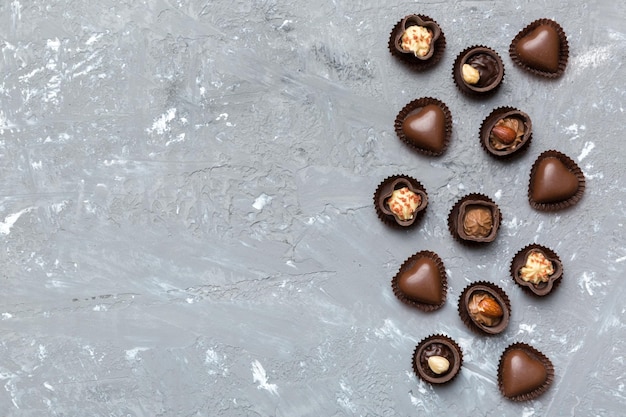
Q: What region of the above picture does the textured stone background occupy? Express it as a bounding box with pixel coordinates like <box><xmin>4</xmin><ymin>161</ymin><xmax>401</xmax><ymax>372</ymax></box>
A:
<box><xmin>1</xmin><ymin>0</ymin><xmax>625</xmax><ymax>416</ymax></box>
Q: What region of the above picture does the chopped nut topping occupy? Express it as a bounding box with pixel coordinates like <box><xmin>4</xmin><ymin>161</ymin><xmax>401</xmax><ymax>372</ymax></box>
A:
<box><xmin>401</xmin><ymin>26</ymin><xmax>433</xmax><ymax>57</ymax></box>
<box><xmin>387</xmin><ymin>187</ymin><xmax>421</xmax><ymax>220</ymax></box>
<box><xmin>520</xmin><ymin>250</ymin><xmax>554</xmax><ymax>284</ymax></box>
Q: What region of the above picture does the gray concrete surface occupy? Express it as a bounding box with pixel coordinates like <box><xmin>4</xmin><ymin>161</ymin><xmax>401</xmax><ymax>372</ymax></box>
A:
<box><xmin>1</xmin><ymin>0</ymin><xmax>625</xmax><ymax>416</ymax></box>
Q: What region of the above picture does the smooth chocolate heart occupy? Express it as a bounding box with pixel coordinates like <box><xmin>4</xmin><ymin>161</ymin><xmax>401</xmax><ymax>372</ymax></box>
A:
<box><xmin>501</xmin><ymin>349</ymin><xmax>548</xmax><ymax>397</ymax></box>
<box><xmin>398</xmin><ymin>257</ymin><xmax>442</xmax><ymax>305</ymax></box>
<box><xmin>402</xmin><ymin>104</ymin><xmax>446</xmax><ymax>153</ymax></box>
<box><xmin>515</xmin><ymin>24</ymin><xmax>560</xmax><ymax>72</ymax></box>
<box><xmin>530</xmin><ymin>156</ymin><xmax>579</xmax><ymax>203</ymax></box>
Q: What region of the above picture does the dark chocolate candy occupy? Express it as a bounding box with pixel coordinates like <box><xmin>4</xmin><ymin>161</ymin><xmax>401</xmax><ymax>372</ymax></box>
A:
<box><xmin>402</xmin><ymin>104</ymin><xmax>446</xmax><ymax>153</ymax></box>
<box><xmin>413</xmin><ymin>335</ymin><xmax>463</xmax><ymax>384</ymax></box>
<box><xmin>498</xmin><ymin>343</ymin><xmax>553</xmax><ymax>400</ymax></box>
<box><xmin>468</xmin><ymin>53</ymin><xmax>500</xmax><ymax>87</ymax></box>
<box><xmin>453</xmin><ymin>46</ymin><xmax>504</xmax><ymax>97</ymax></box>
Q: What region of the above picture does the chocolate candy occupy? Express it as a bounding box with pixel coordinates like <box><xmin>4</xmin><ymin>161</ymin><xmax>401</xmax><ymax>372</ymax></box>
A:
<box><xmin>448</xmin><ymin>193</ymin><xmax>501</xmax><ymax>245</ymax></box>
<box><xmin>510</xmin><ymin>19</ymin><xmax>569</xmax><ymax>78</ymax></box>
<box><xmin>458</xmin><ymin>281</ymin><xmax>511</xmax><ymax>335</ymax></box>
<box><xmin>498</xmin><ymin>343</ymin><xmax>554</xmax><ymax>400</ymax></box>
<box><xmin>374</xmin><ymin>175</ymin><xmax>428</xmax><ymax>228</ymax></box>
<box><xmin>413</xmin><ymin>335</ymin><xmax>463</xmax><ymax>384</ymax></box>
<box><xmin>392</xmin><ymin>251</ymin><xmax>447</xmax><ymax>311</ymax></box>
<box><xmin>480</xmin><ymin>107</ymin><xmax>532</xmax><ymax>159</ymax></box>
<box><xmin>528</xmin><ymin>150</ymin><xmax>585</xmax><ymax>210</ymax></box>
<box><xmin>395</xmin><ymin>97</ymin><xmax>452</xmax><ymax>156</ymax></box>
<box><xmin>511</xmin><ymin>244</ymin><xmax>563</xmax><ymax>296</ymax></box>
<box><xmin>453</xmin><ymin>46</ymin><xmax>504</xmax><ymax>97</ymax></box>
<box><xmin>388</xmin><ymin>14</ymin><xmax>446</xmax><ymax>71</ymax></box>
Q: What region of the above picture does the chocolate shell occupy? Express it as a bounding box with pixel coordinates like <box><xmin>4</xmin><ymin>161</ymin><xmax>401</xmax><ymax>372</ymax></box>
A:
<box><xmin>392</xmin><ymin>251</ymin><xmax>447</xmax><ymax>312</ymax></box>
<box><xmin>458</xmin><ymin>281</ymin><xmax>511</xmax><ymax>335</ymax></box>
<box><xmin>374</xmin><ymin>175</ymin><xmax>428</xmax><ymax>228</ymax></box>
<box><xmin>510</xmin><ymin>244</ymin><xmax>563</xmax><ymax>296</ymax></box>
<box><xmin>453</xmin><ymin>45</ymin><xmax>504</xmax><ymax>97</ymax></box>
<box><xmin>480</xmin><ymin>107</ymin><xmax>532</xmax><ymax>159</ymax></box>
<box><xmin>509</xmin><ymin>18</ymin><xmax>569</xmax><ymax>78</ymax></box>
<box><xmin>413</xmin><ymin>334</ymin><xmax>463</xmax><ymax>384</ymax></box>
<box><xmin>394</xmin><ymin>97</ymin><xmax>452</xmax><ymax>156</ymax></box>
<box><xmin>498</xmin><ymin>343</ymin><xmax>554</xmax><ymax>401</ymax></box>
<box><xmin>448</xmin><ymin>193</ymin><xmax>502</xmax><ymax>245</ymax></box>
<box><xmin>528</xmin><ymin>150</ymin><xmax>585</xmax><ymax>211</ymax></box>
<box><xmin>389</xmin><ymin>14</ymin><xmax>446</xmax><ymax>71</ymax></box>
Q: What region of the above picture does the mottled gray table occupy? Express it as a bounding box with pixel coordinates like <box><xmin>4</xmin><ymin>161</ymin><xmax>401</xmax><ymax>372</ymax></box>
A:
<box><xmin>1</xmin><ymin>1</ymin><xmax>625</xmax><ymax>416</ymax></box>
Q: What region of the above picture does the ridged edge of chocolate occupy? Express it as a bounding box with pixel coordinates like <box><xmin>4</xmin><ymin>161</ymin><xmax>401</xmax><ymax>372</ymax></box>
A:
<box><xmin>391</xmin><ymin>250</ymin><xmax>447</xmax><ymax>312</ymax></box>
<box><xmin>527</xmin><ymin>150</ymin><xmax>586</xmax><ymax>211</ymax></box>
<box><xmin>394</xmin><ymin>97</ymin><xmax>453</xmax><ymax>157</ymax></box>
<box><xmin>447</xmin><ymin>193</ymin><xmax>502</xmax><ymax>246</ymax></box>
<box><xmin>373</xmin><ymin>175</ymin><xmax>428</xmax><ymax>228</ymax></box>
<box><xmin>479</xmin><ymin>106</ymin><xmax>532</xmax><ymax>159</ymax></box>
<box><xmin>510</xmin><ymin>244</ymin><xmax>563</xmax><ymax>296</ymax></box>
<box><xmin>388</xmin><ymin>14</ymin><xmax>446</xmax><ymax>71</ymax></box>
<box><xmin>498</xmin><ymin>342</ymin><xmax>555</xmax><ymax>401</ymax></box>
<box><xmin>509</xmin><ymin>18</ymin><xmax>569</xmax><ymax>78</ymax></box>
<box><xmin>452</xmin><ymin>45</ymin><xmax>505</xmax><ymax>97</ymax></box>
<box><xmin>413</xmin><ymin>334</ymin><xmax>463</xmax><ymax>385</ymax></box>
<box><xmin>457</xmin><ymin>281</ymin><xmax>511</xmax><ymax>335</ymax></box>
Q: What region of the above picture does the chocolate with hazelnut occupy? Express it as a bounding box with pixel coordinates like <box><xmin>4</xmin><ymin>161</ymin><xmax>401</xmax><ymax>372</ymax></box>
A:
<box><xmin>480</xmin><ymin>107</ymin><xmax>532</xmax><ymax>159</ymax></box>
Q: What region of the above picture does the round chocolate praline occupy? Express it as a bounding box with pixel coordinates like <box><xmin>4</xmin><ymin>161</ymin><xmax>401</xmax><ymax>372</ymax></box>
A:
<box><xmin>498</xmin><ymin>342</ymin><xmax>554</xmax><ymax>401</ymax></box>
<box><xmin>510</xmin><ymin>244</ymin><xmax>563</xmax><ymax>296</ymax></box>
<box><xmin>458</xmin><ymin>281</ymin><xmax>511</xmax><ymax>335</ymax></box>
<box><xmin>413</xmin><ymin>334</ymin><xmax>463</xmax><ymax>384</ymax></box>
<box><xmin>448</xmin><ymin>194</ymin><xmax>502</xmax><ymax>245</ymax></box>
<box><xmin>453</xmin><ymin>46</ymin><xmax>504</xmax><ymax>97</ymax></box>
<box><xmin>388</xmin><ymin>14</ymin><xmax>446</xmax><ymax>71</ymax></box>
<box><xmin>480</xmin><ymin>107</ymin><xmax>532</xmax><ymax>159</ymax></box>
<box><xmin>374</xmin><ymin>175</ymin><xmax>428</xmax><ymax>228</ymax></box>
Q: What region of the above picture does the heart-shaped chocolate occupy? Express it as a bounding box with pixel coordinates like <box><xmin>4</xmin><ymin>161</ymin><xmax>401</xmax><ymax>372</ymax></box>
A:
<box><xmin>515</xmin><ymin>24</ymin><xmax>560</xmax><ymax>72</ymax></box>
<box><xmin>397</xmin><ymin>256</ymin><xmax>443</xmax><ymax>305</ymax></box>
<box><xmin>402</xmin><ymin>104</ymin><xmax>446</xmax><ymax>153</ymax></box>
<box><xmin>500</xmin><ymin>348</ymin><xmax>548</xmax><ymax>398</ymax></box>
<box><xmin>530</xmin><ymin>156</ymin><xmax>580</xmax><ymax>204</ymax></box>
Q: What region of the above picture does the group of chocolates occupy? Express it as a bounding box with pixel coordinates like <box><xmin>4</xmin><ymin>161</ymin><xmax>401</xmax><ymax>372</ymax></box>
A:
<box><xmin>374</xmin><ymin>14</ymin><xmax>584</xmax><ymax>401</ymax></box>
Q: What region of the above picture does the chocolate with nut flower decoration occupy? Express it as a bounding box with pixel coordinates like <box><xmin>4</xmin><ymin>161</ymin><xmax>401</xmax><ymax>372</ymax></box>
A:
<box><xmin>374</xmin><ymin>175</ymin><xmax>428</xmax><ymax>228</ymax></box>
<box><xmin>389</xmin><ymin>14</ymin><xmax>446</xmax><ymax>71</ymax></box>
<box><xmin>511</xmin><ymin>244</ymin><xmax>563</xmax><ymax>296</ymax></box>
